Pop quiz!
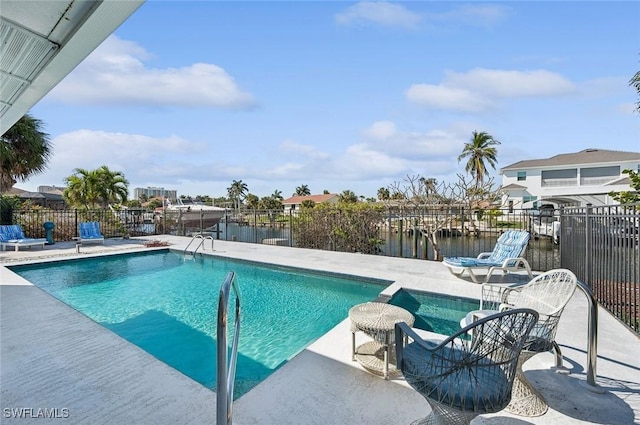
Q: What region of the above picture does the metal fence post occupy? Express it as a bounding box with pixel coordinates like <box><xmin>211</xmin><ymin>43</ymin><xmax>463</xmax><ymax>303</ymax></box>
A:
<box><xmin>585</xmin><ymin>204</ymin><xmax>592</xmax><ymax>288</ymax></box>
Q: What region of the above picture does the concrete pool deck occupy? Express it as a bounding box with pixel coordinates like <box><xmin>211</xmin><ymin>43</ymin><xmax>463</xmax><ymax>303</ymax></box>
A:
<box><xmin>1</xmin><ymin>236</ymin><xmax>639</xmax><ymax>424</ymax></box>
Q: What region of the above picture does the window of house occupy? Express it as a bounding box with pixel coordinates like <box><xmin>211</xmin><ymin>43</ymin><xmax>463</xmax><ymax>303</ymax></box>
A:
<box><xmin>517</xmin><ymin>171</ymin><xmax>526</xmax><ymax>181</ymax></box>
<box><xmin>580</xmin><ymin>166</ymin><xmax>620</xmax><ymax>186</ymax></box>
<box><xmin>523</xmin><ymin>195</ymin><xmax>537</xmax><ymax>203</ymax></box>
<box><xmin>541</xmin><ymin>169</ymin><xmax>577</xmax><ymax>187</ymax></box>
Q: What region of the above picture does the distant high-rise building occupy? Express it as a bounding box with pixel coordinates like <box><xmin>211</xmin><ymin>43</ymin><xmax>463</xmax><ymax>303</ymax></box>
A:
<box><xmin>134</xmin><ymin>187</ymin><xmax>177</xmax><ymax>201</ymax></box>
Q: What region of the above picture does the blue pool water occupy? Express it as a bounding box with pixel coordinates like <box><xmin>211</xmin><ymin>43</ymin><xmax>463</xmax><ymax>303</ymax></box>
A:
<box><xmin>10</xmin><ymin>250</ymin><xmax>388</xmax><ymax>398</ymax></box>
<box><xmin>389</xmin><ymin>289</ymin><xmax>480</xmax><ymax>336</ymax></box>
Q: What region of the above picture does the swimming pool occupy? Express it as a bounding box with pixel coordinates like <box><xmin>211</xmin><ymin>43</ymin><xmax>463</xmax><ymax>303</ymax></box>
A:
<box><xmin>388</xmin><ymin>288</ymin><xmax>480</xmax><ymax>336</ymax></box>
<box><xmin>9</xmin><ymin>250</ymin><xmax>388</xmax><ymax>398</ymax></box>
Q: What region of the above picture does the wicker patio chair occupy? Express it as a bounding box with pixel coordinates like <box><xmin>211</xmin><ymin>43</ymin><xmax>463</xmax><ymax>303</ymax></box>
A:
<box><xmin>461</xmin><ymin>268</ymin><xmax>578</xmax><ymax>416</ymax></box>
<box><xmin>395</xmin><ymin>308</ymin><xmax>539</xmax><ymax>425</ymax></box>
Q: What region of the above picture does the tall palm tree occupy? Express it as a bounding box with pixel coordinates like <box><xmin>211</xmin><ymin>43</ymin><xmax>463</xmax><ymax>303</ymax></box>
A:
<box><xmin>631</xmin><ymin>69</ymin><xmax>640</xmax><ymax>113</ymax></box>
<box><xmin>271</xmin><ymin>189</ymin><xmax>283</xmax><ymax>201</ymax></box>
<box><xmin>227</xmin><ymin>179</ymin><xmax>248</xmax><ymax>210</ymax></box>
<box><xmin>294</xmin><ymin>184</ymin><xmax>311</xmax><ymax>196</ymax></box>
<box><xmin>0</xmin><ymin>114</ymin><xmax>51</xmax><ymax>192</ymax></box>
<box><xmin>457</xmin><ymin>131</ymin><xmax>500</xmax><ymax>187</ymax></box>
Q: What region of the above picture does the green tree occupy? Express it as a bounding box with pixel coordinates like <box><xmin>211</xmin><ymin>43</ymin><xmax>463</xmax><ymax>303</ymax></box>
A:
<box><xmin>609</xmin><ymin>169</ymin><xmax>640</xmax><ymax>204</ymax></box>
<box><xmin>95</xmin><ymin>165</ymin><xmax>128</xmax><ymax>207</ymax></box>
<box><xmin>227</xmin><ymin>179</ymin><xmax>248</xmax><ymax>210</ymax></box>
<box><xmin>631</xmin><ymin>68</ymin><xmax>640</xmax><ymax>113</ymax></box>
<box><xmin>457</xmin><ymin>131</ymin><xmax>500</xmax><ymax>187</ymax></box>
<box><xmin>294</xmin><ymin>184</ymin><xmax>311</xmax><ymax>196</ymax></box>
<box><xmin>301</xmin><ymin>199</ymin><xmax>316</xmax><ymax>209</ymax></box>
<box><xmin>338</xmin><ymin>190</ymin><xmax>358</xmax><ymax>204</ymax></box>
<box><xmin>63</xmin><ymin>166</ymin><xmax>128</xmax><ymax>209</ymax></box>
<box><xmin>0</xmin><ymin>114</ymin><xmax>52</xmax><ymax>192</ymax></box>
<box><xmin>64</xmin><ymin>168</ymin><xmax>100</xmax><ymax>209</ymax></box>
<box><xmin>377</xmin><ymin>187</ymin><xmax>390</xmax><ymax>201</ymax></box>
<box><xmin>147</xmin><ymin>198</ymin><xmax>163</xmax><ymax>210</ymax></box>
<box><xmin>294</xmin><ymin>202</ymin><xmax>385</xmax><ymax>254</ymax></box>
<box><xmin>245</xmin><ymin>193</ymin><xmax>260</xmax><ymax>209</ymax></box>
<box><xmin>260</xmin><ymin>196</ymin><xmax>282</xmax><ymax>210</ymax></box>
<box><xmin>271</xmin><ymin>189</ymin><xmax>284</xmax><ymax>201</ymax></box>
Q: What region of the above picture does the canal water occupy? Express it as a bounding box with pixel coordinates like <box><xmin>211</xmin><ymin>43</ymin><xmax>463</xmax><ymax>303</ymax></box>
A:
<box><xmin>208</xmin><ymin>223</ymin><xmax>562</xmax><ymax>270</ymax></box>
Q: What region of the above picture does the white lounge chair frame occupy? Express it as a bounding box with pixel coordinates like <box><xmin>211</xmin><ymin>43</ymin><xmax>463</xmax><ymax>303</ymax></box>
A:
<box><xmin>0</xmin><ymin>224</ymin><xmax>47</xmax><ymax>252</ymax></box>
<box><xmin>442</xmin><ymin>230</ymin><xmax>533</xmax><ymax>283</ymax></box>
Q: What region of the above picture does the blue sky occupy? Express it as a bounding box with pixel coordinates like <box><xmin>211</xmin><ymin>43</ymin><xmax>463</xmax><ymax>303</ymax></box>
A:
<box><xmin>23</xmin><ymin>1</ymin><xmax>640</xmax><ymax>200</ymax></box>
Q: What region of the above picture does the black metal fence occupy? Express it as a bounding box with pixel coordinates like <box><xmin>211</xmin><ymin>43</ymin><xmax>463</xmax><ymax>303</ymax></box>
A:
<box><xmin>560</xmin><ymin>204</ymin><xmax>639</xmax><ymax>333</ymax></box>
<box><xmin>6</xmin><ymin>205</ymin><xmax>561</xmax><ymax>265</ymax></box>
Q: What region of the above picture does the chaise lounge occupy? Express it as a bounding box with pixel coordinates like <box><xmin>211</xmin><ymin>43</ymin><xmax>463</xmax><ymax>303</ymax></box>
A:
<box><xmin>0</xmin><ymin>224</ymin><xmax>47</xmax><ymax>252</ymax></box>
<box><xmin>79</xmin><ymin>221</ymin><xmax>105</xmax><ymax>245</ymax></box>
<box><xmin>442</xmin><ymin>229</ymin><xmax>533</xmax><ymax>283</ymax></box>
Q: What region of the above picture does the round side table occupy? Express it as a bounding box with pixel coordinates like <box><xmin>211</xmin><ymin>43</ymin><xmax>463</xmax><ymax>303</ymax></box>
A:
<box><xmin>349</xmin><ymin>302</ymin><xmax>414</xmax><ymax>379</ymax></box>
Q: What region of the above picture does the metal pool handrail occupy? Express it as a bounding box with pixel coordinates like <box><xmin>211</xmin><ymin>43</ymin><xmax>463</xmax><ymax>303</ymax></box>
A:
<box><xmin>217</xmin><ymin>271</ymin><xmax>241</xmax><ymax>425</ymax></box>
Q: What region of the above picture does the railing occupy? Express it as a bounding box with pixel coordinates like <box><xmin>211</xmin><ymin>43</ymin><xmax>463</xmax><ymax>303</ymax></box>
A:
<box><xmin>183</xmin><ymin>234</ymin><xmax>214</xmax><ymax>257</ymax></box>
<box><xmin>560</xmin><ymin>203</ymin><xmax>639</xmax><ymax>333</ymax></box>
<box><xmin>217</xmin><ymin>271</ymin><xmax>241</xmax><ymax>425</ymax></box>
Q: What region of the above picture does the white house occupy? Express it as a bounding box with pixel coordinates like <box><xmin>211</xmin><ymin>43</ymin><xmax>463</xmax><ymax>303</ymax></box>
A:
<box><xmin>500</xmin><ymin>148</ymin><xmax>640</xmax><ymax>208</ymax></box>
<box><xmin>281</xmin><ymin>194</ymin><xmax>339</xmax><ymax>213</ymax></box>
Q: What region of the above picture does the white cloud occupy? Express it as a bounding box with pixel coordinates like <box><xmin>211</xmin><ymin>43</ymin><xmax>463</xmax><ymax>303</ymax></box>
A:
<box><xmin>278</xmin><ymin>140</ymin><xmax>330</xmax><ymax>160</ymax></box>
<box><xmin>335</xmin><ymin>1</ymin><xmax>421</xmax><ymax>29</ymax></box>
<box><xmin>407</xmin><ymin>68</ymin><xmax>577</xmax><ymax>112</ymax></box>
<box><xmin>426</xmin><ymin>4</ymin><xmax>509</xmax><ymax>27</ymax></box>
<box><xmin>363</xmin><ymin>121</ymin><xmax>397</xmax><ymax>140</ymax></box>
<box><xmin>445</xmin><ymin>68</ymin><xmax>576</xmax><ymax>97</ymax></box>
<box><xmin>406</xmin><ymin>84</ymin><xmax>493</xmax><ymax>112</ymax></box>
<box><xmin>48</xmin><ymin>36</ymin><xmax>256</xmax><ymax>108</ymax></box>
<box><xmin>362</xmin><ymin>121</ymin><xmax>467</xmax><ymax>159</ymax></box>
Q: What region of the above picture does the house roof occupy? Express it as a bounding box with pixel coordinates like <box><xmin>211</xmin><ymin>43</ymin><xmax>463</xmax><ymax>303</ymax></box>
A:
<box><xmin>501</xmin><ymin>148</ymin><xmax>640</xmax><ymax>172</ymax></box>
<box><xmin>0</xmin><ymin>0</ymin><xmax>144</xmax><ymax>134</ymax></box>
<box><xmin>501</xmin><ymin>183</ymin><xmax>527</xmax><ymax>190</ymax></box>
<box><xmin>282</xmin><ymin>194</ymin><xmax>338</xmax><ymax>205</ymax></box>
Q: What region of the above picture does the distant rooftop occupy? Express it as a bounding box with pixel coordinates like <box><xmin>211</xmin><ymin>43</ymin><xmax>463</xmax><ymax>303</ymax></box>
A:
<box><xmin>282</xmin><ymin>194</ymin><xmax>338</xmax><ymax>204</ymax></box>
<box><xmin>501</xmin><ymin>148</ymin><xmax>640</xmax><ymax>172</ymax></box>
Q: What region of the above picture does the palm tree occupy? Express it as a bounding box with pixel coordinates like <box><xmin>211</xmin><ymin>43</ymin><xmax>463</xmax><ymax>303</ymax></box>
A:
<box><xmin>377</xmin><ymin>187</ymin><xmax>390</xmax><ymax>201</ymax></box>
<box><xmin>294</xmin><ymin>184</ymin><xmax>311</xmax><ymax>196</ymax></box>
<box><xmin>64</xmin><ymin>168</ymin><xmax>101</xmax><ymax>209</ymax></box>
<box><xmin>227</xmin><ymin>179</ymin><xmax>248</xmax><ymax>210</ymax></box>
<box><xmin>0</xmin><ymin>114</ymin><xmax>52</xmax><ymax>192</ymax></box>
<box><xmin>457</xmin><ymin>131</ymin><xmax>500</xmax><ymax>187</ymax></box>
<box><xmin>95</xmin><ymin>165</ymin><xmax>128</xmax><ymax>207</ymax></box>
<box><xmin>631</xmin><ymin>69</ymin><xmax>640</xmax><ymax>113</ymax></box>
<box><xmin>338</xmin><ymin>190</ymin><xmax>358</xmax><ymax>204</ymax></box>
<box><xmin>271</xmin><ymin>189</ymin><xmax>283</xmax><ymax>201</ymax></box>
<box><xmin>63</xmin><ymin>166</ymin><xmax>129</xmax><ymax>209</ymax></box>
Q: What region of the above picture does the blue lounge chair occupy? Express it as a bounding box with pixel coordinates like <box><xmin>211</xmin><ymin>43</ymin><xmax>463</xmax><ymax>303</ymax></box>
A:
<box><xmin>442</xmin><ymin>230</ymin><xmax>533</xmax><ymax>283</ymax></box>
<box><xmin>0</xmin><ymin>224</ymin><xmax>47</xmax><ymax>252</ymax></box>
<box><xmin>79</xmin><ymin>221</ymin><xmax>104</xmax><ymax>244</ymax></box>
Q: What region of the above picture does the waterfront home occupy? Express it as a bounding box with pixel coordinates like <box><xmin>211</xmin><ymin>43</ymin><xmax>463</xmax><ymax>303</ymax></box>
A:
<box><xmin>500</xmin><ymin>148</ymin><xmax>640</xmax><ymax>208</ymax></box>
<box><xmin>282</xmin><ymin>193</ymin><xmax>339</xmax><ymax>212</ymax></box>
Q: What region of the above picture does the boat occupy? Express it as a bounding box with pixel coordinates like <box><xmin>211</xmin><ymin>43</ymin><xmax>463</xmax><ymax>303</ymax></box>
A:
<box><xmin>159</xmin><ymin>198</ymin><xmax>227</xmax><ymax>231</ymax></box>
